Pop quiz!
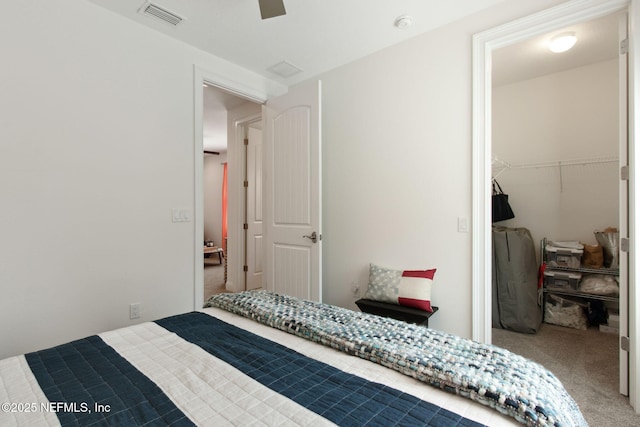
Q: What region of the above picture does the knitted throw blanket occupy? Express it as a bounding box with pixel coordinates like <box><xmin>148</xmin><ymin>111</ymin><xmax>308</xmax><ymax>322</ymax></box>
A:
<box><xmin>205</xmin><ymin>290</ymin><xmax>587</xmax><ymax>427</ymax></box>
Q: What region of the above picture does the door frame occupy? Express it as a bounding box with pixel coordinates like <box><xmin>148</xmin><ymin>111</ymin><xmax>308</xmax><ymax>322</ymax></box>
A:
<box><xmin>471</xmin><ymin>0</ymin><xmax>639</xmax><ymax>409</ymax></box>
<box><xmin>244</xmin><ymin>122</ymin><xmax>265</xmax><ymax>290</ymax></box>
<box><xmin>193</xmin><ymin>66</ymin><xmax>268</xmax><ymax>310</ymax></box>
<box><xmin>232</xmin><ymin>115</ymin><xmax>263</xmax><ymax>292</ymax></box>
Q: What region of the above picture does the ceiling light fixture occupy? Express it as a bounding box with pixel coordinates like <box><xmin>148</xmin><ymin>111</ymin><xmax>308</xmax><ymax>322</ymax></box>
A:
<box><xmin>394</xmin><ymin>15</ymin><xmax>413</xmax><ymax>30</ymax></box>
<box><xmin>549</xmin><ymin>32</ymin><xmax>577</xmax><ymax>53</ymax></box>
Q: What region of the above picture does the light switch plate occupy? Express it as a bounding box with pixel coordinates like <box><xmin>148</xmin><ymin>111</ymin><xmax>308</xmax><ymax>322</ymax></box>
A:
<box><xmin>458</xmin><ymin>217</ymin><xmax>469</xmax><ymax>233</ymax></box>
<box><xmin>172</xmin><ymin>208</ymin><xmax>191</xmax><ymax>222</ymax></box>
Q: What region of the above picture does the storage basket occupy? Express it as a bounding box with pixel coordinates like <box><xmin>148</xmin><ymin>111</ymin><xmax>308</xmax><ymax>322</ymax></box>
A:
<box><xmin>544</xmin><ymin>270</ymin><xmax>581</xmax><ymax>290</ymax></box>
<box><xmin>546</xmin><ymin>241</ymin><xmax>583</xmax><ymax>269</ymax></box>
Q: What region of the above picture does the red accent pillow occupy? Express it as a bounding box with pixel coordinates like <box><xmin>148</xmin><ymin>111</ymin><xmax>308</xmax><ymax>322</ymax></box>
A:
<box><xmin>397</xmin><ymin>269</ymin><xmax>437</xmax><ymax>312</ymax></box>
<box><xmin>364</xmin><ymin>264</ymin><xmax>436</xmax><ymax>312</ymax></box>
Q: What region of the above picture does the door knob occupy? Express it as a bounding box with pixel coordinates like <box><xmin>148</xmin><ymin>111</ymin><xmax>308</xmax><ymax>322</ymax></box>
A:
<box><xmin>303</xmin><ymin>231</ymin><xmax>318</xmax><ymax>243</ymax></box>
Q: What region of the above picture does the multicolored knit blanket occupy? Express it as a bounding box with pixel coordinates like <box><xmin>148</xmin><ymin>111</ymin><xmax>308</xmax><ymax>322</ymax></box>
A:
<box><xmin>205</xmin><ymin>290</ymin><xmax>587</xmax><ymax>427</ymax></box>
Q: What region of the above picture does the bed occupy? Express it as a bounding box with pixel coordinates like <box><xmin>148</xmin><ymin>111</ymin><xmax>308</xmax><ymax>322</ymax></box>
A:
<box><xmin>0</xmin><ymin>290</ymin><xmax>587</xmax><ymax>426</ymax></box>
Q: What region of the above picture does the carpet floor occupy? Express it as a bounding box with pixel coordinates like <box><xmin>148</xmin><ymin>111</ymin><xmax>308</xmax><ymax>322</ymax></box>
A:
<box><xmin>493</xmin><ymin>324</ymin><xmax>640</xmax><ymax>426</ymax></box>
<box><xmin>203</xmin><ymin>259</ymin><xmax>226</xmax><ymax>301</ymax></box>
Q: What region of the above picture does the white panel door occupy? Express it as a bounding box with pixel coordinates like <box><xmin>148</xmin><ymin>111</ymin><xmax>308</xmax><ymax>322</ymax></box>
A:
<box><xmin>246</xmin><ymin>126</ymin><xmax>263</xmax><ymax>290</ymax></box>
<box><xmin>263</xmin><ymin>81</ymin><xmax>322</xmax><ymax>302</ymax></box>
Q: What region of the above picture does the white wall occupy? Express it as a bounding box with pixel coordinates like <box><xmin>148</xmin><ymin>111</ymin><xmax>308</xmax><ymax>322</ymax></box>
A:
<box><xmin>0</xmin><ymin>0</ymin><xmax>281</xmax><ymax>358</ymax></box>
<box><xmin>493</xmin><ymin>59</ymin><xmax>619</xmax><ymax>254</ymax></box>
<box><xmin>204</xmin><ymin>153</ymin><xmax>227</xmax><ymax>247</ymax></box>
<box><xmin>0</xmin><ymin>0</ymin><xmax>571</xmax><ymax>357</ymax></box>
<box><xmin>316</xmin><ymin>0</ymin><xmax>565</xmax><ymax>338</ymax></box>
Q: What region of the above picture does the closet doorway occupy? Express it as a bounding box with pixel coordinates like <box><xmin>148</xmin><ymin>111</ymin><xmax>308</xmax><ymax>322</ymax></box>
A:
<box><xmin>472</xmin><ymin>0</ymin><xmax>633</xmax><ymax>402</ymax></box>
<box><xmin>491</xmin><ymin>7</ymin><xmax>626</xmax><ymax>388</ymax></box>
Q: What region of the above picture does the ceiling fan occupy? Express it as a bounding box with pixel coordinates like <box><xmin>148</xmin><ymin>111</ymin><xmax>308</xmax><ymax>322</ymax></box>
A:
<box><xmin>259</xmin><ymin>0</ymin><xmax>286</xmax><ymax>20</ymax></box>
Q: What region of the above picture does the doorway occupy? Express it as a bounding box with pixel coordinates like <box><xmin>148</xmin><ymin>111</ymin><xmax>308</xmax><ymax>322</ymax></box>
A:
<box><xmin>490</xmin><ymin>11</ymin><xmax>627</xmax><ymax>417</ymax></box>
<box><xmin>201</xmin><ymin>85</ymin><xmax>263</xmax><ymax>301</ymax></box>
<box><xmin>471</xmin><ymin>0</ymin><xmax>636</xmax><ymax>410</ymax></box>
<box><xmin>491</xmin><ymin>10</ymin><xmax>623</xmax><ymax>325</ymax></box>
<box><xmin>193</xmin><ymin>69</ymin><xmax>323</xmax><ymax>310</ymax></box>
<box><xmin>193</xmin><ymin>65</ymin><xmax>269</xmax><ymax>310</ymax></box>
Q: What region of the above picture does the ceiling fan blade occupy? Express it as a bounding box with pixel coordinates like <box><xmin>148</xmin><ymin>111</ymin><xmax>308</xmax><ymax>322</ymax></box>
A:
<box><xmin>259</xmin><ymin>0</ymin><xmax>286</xmax><ymax>20</ymax></box>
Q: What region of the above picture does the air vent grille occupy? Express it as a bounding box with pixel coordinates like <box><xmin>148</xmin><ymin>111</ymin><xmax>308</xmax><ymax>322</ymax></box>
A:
<box><xmin>139</xmin><ymin>2</ymin><xmax>184</xmax><ymax>26</ymax></box>
<box><xmin>267</xmin><ymin>61</ymin><xmax>303</xmax><ymax>78</ymax></box>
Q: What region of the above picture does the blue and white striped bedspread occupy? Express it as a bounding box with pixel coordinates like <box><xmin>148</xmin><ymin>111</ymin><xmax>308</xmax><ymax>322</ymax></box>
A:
<box><xmin>1</xmin><ymin>309</ymin><xmax>485</xmax><ymax>427</ymax></box>
<box><xmin>205</xmin><ymin>290</ymin><xmax>588</xmax><ymax>427</ymax></box>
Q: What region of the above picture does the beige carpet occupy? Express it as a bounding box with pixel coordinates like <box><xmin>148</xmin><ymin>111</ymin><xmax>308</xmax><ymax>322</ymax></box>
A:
<box><xmin>203</xmin><ymin>259</ymin><xmax>226</xmax><ymax>301</ymax></box>
<box><xmin>493</xmin><ymin>324</ymin><xmax>640</xmax><ymax>426</ymax></box>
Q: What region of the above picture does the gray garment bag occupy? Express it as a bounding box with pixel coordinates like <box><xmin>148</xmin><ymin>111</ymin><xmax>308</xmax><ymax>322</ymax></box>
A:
<box><xmin>492</xmin><ymin>226</ymin><xmax>542</xmax><ymax>334</ymax></box>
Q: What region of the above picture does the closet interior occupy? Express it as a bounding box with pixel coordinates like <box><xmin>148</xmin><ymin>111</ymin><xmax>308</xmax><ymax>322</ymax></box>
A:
<box><xmin>490</xmin><ymin>12</ymin><xmax>623</xmax><ymax>340</ymax></box>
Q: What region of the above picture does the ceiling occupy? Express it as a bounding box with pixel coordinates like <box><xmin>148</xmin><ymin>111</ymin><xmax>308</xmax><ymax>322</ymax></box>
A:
<box><xmin>493</xmin><ymin>11</ymin><xmax>621</xmax><ymax>87</ymax></box>
<box><xmin>203</xmin><ymin>85</ymin><xmax>250</xmax><ymax>154</ymax></box>
<box><xmin>85</xmin><ymin>1</ymin><xmax>622</xmax><ymax>152</ymax></box>
<box><xmin>86</xmin><ymin>0</ymin><xmax>506</xmax><ymax>86</ymax></box>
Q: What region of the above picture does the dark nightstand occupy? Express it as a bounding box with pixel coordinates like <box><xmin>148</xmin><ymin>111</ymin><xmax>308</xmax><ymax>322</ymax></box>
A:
<box><xmin>355</xmin><ymin>299</ymin><xmax>438</xmax><ymax>327</ymax></box>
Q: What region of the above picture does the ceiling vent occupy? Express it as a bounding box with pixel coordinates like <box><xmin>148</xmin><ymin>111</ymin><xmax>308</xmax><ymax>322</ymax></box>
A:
<box><xmin>267</xmin><ymin>61</ymin><xmax>304</xmax><ymax>78</ymax></box>
<box><xmin>138</xmin><ymin>2</ymin><xmax>184</xmax><ymax>26</ymax></box>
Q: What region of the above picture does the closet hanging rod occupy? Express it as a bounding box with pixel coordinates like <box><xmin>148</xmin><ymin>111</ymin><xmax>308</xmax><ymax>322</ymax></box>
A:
<box><xmin>493</xmin><ymin>156</ymin><xmax>618</xmax><ymax>171</ymax></box>
<box><xmin>507</xmin><ymin>156</ymin><xmax>618</xmax><ymax>170</ymax></box>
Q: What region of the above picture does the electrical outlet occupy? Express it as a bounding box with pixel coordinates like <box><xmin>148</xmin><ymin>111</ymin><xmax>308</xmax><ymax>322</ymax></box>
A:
<box><xmin>351</xmin><ymin>283</ymin><xmax>360</xmax><ymax>298</ymax></box>
<box><xmin>129</xmin><ymin>303</ymin><xmax>141</xmax><ymax>320</ymax></box>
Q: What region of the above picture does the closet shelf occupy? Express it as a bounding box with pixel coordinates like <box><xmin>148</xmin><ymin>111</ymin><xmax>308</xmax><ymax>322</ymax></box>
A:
<box><xmin>541</xmin><ymin>238</ymin><xmax>620</xmax><ymax>305</ymax></box>
<box><xmin>545</xmin><ymin>265</ymin><xmax>619</xmax><ymax>276</ymax></box>
<box><xmin>492</xmin><ymin>155</ymin><xmax>618</xmax><ymax>171</ymax></box>
<box><xmin>543</xmin><ymin>287</ymin><xmax>619</xmax><ymax>303</ymax></box>
<box><xmin>503</xmin><ymin>156</ymin><xmax>618</xmax><ymax>170</ymax></box>
<box><xmin>491</xmin><ymin>155</ymin><xmax>619</xmax><ymax>188</ymax></box>
<box><xmin>491</xmin><ymin>155</ymin><xmax>511</xmax><ymax>179</ymax></box>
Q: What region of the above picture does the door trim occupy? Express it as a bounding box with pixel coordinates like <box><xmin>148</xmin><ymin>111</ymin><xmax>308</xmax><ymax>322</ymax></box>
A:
<box><xmin>244</xmin><ymin>123</ymin><xmax>264</xmax><ymax>290</ymax></box>
<box><xmin>472</xmin><ymin>0</ymin><xmax>637</xmax><ymax>407</ymax></box>
<box><xmin>193</xmin><ymin>66</ymin><xmax>268</xmax><ymax>310</ymax></box>
<box><xmin>233</xmin><ymin>116</ymin><xmax>263</xmax><ymax>292</ymax></box>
